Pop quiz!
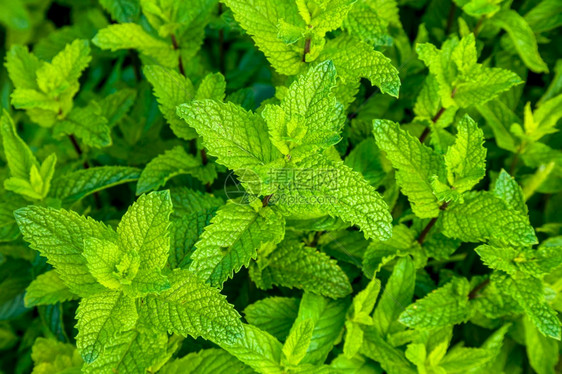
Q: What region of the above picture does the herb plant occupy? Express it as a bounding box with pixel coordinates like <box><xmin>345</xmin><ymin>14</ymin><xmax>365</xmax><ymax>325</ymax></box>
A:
<box><xmin>0</xmin><ymin>0</ymin><xmax>561</xmax><ymax>373</ymax></box>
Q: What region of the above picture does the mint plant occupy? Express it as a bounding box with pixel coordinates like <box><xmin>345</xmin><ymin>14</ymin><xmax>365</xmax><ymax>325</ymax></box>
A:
<box><xmin>0</xmin><ymin>0</ymin><xmax>561</xmax><ymax>373</ymax></box>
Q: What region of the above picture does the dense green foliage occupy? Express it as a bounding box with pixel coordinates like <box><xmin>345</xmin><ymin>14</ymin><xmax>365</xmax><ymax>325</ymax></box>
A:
<box><xmin>0</xmin><ymin>0</ymin><xmax>561</xmax><ymax>373</ymax></box>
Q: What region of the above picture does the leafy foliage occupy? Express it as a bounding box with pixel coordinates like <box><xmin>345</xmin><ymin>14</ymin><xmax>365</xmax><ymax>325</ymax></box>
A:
<box><xmin>0</xmin><ymin>0</ymin><xmax>561</xmax><ymax>373</ymax></box>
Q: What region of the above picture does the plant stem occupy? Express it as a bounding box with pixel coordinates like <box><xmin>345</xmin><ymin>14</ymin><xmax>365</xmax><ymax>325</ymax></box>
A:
<box><xmin>302</xmin><ymin>38</ymin><xmax>311</xmax><ymax>62</ymax></box>
<box><xmin>262</xmin><ymin>194</ymin><xmax>273</xmax><ymax>207</ymax></box>
<box><xmin>419</xmin><ymin>88</ymin><xmax>456</xmax><ymax>142</ymax></box>
<box><xmin>171</xmin><ymin>34</ymin><xmax>185</xmax><ymax>76</ymax></box>
<box><xmin>469</xmin><ymin>278</ymin><xmax>490</xmax><ymax>299</ymax></box>
<box><xmin>68</xmin><ymin>134</ymin><xmax>82</xmax><ymax>156</ymax></box>
<box><xmin>200</xmin><ymin>148</ymin><xmax>208</xmax><ymax>165</ymax></box>
<box><xmin>68</xmin><ymin>134</ymin><xmax>90</xmax><ymax>170</ymax></box>
<box><xmin>473</xmin><ymin>16</ymin><xmax>485</xmax><ymax>38</ymax></box>
<box><xmin>417</xmin><ymin>202</ymin><xmax>449</xmax><ymax>245</ymax></box>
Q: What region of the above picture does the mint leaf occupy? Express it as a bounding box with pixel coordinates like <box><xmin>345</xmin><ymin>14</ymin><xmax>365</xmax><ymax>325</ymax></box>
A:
<box><xmin>251</xmin><ymin>234</ymin><xmax>352</xmax><ymax>298</ymax></box>
<box><xmin>441</xmin><ymin>191</ymin><xmax>538</xmax><ymax>247</ymax></box>
<box><xmin>221</xmin><ymin>324</ymin><xmax>284</xmax><ymax>373</ymax></box>
<box><xmin>399</xmin><ymin>277</ymin><xmax>471</xmax><ymax>329</ymax></box>
<box><xmin>137</xmin><ymin>146</ymin><xmax>215</xmax><ymax>194</ymax></box>
<box><xmin>160</xmin><ymin>348</ymin><xmax>252</xmax><ymax>374</ymax></box>
<box><xmin>282</xmin><ymin>318</ymin><xmax>314</xmax><ymax>366</ymax></box>
<box><xmin>263</xmin><ymin>61</ymin><xmax>344</xmax><ymax>157</ymax></box>
<box><xmin>14</xmin><ymin>206</ymin><xmax>116</xmax><ymax>296</ymax></box>
<box><xmin>190</xmin><ymin>202</ymin><xmax>285</xmax><ymax>287</ymax></box>
<box><xmin>373</xmin><ymin>119</ymin><xmax>444</xmax><ymax>218</ymax></box>
<box><xmin>491</xmin><ymin>10</ymin><xmax>549</xmax><ymax>73</ymax></box>
<box><xmin>117</xmin><ymin>190</ymin><xmax>172</xmax><ymax>276</ymax></box>
<box><xmin>319</xmin><ymin>35</ymin><xmax>401</xmax><ymax>99</ymax></box>
<box><xmin>143</xmin><ymin>65</ymin><xmax>196</xmax><ymax>139</ymax></box>
<box><xmin>276</xmin><ymin>154</ymin><xmax>392</xmax><ymax>240</ymax></box>
<box><xmin>143</xmin><ymin>269</ymin><xmax>243</xmax><ymax>344</ymax></box>
<box><xmin>24</xmin><ymin>270</ymin><xmax>77</xmax><ymax>307</ymax></box>
<box><xmin>244</xmin><ymin>297</ymin><xmax>300</xmax><ymax>341</ymax></box>
<box><xmin>76</xmin><ymin>290</ymin><xmax>138</xmax><ymax>363</ymax></box>
<box><xmin>177</xmin><ymin>100</ymin><xmax>281</xmax><ymax>171</ymax></box>
<box><xmin>222</xmin><ymin>0</ymin><xmax>304</xmax><ymax>75</ymax></box>
<box><xmin>50</xmin><ymin>166</ymin><xmax>141</xmax><ymax>204</ymax></box>
<box><xmin>444</xmin><ymin>115</ymin><xmax>486</xmax><ymax>192</ymax></box>
<box><xmin>373</xmin><ymin>257</ymin><xmax>416</xmax><ymax>336</ymax></box>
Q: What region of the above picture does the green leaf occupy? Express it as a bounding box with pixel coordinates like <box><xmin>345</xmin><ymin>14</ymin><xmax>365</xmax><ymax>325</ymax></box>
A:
<box><xmin>143</xmin><ymin>65</ymin><xmax>196</xmax><ymax>139</ymax></box>
<box><xmin>493</xmin><ymin>169</ymin><xmax>527</xmax><ymax>214</ymax></box>
<box><xmin>0</xmin><ymin>110</ymin><xmax>53</xmax><ymax>199</ymax></box>
<box><xmin>351</xmin><ymin>277</ymin><xmax>381</xmax><ymax>323</ymax></box>
<box><xmin>330</xmin><ymin>353</ymin><xmax>383</xmax><ymax>373</ymax></box>
<box><xmin>137</xmin><ymin>146</ymin><xmax>214</xmax><ymax>194</ymax></box>
<box><xmin>474</xmin><ymin>245</ymin><xmax>519</xmax><ymax>275</ymax></box>
<box><xmin>190</xmin><ymin>202</ymin><xmax>285</xmax><ymax>287</ymax></box>
<box><xmin>276</xmin><ymin>154</ymin><xmax>392</xmax><ymax>240</ymax></box>
<box><xmin>362</xmin><ymin>225</ymin><xmax>419</xmax><ymax>277</ymax></box>
<box><xmin>362</xmin><ymin>326</ymin><xmax>416</xmax><ymax>374</ymax></box>
<box><xmin>170</xmin><ymin>187</ymin><xmax>224</xmax><ymax>217</ymax></box>
<box><xmin>98</xmin><ymin>88</ymin><xmax>137</xmax><ymax>127</ymax></box>
<box><xmin>24</xmin><ymin>270</ymin><xmax>77</xmax><ymax>307</ymax></box>
<box><xmin>50</xmin><ymin>166</ymin><xmax>141</xmax><ymax>204</ymax></box>
<box><xmin>143</xmin><ymin>269</ymin><xmax>243</xmax><ymax>344</ymax></box>
<box><xmin>82</xmin><ymin>238</ymin><xmax>139</xmax><ymax>290</ymax></box>
<box><xmin>304</xmin><ymin>0</ymin><xmax>356</xmax><ymax>37</ymax></box>
<box><xmin>117</xmin><ymin>191</ymin><xmax>172</xmax><ymax>277</ymax></box>
<box><xmin>222</xmin><ymin>0</ymin><xmax>304</xmax><ymax>75</ymax></box>
<box><xmin>263</xmin><ymin>61</ymin><xmax>344</xmax><ymax>157</ymax></box>
<box><xmin>439</xmin><ymin>346</ymin><xmax>495</xmax><ymax>373</ymax></box>
<box><xmin>55</xmin><ymin>101</ymin><xmax>112</xmax><ymax>148</ymax></box>
<box><xmin>524</xmin><ymin>316</ymin><xmax>559</xmax><ymax>374</ymax></box>
<box><xmin>417</xmin><ymin>34</ymin><xmax>523</xmax><ymax>108</ymax></box>
<box><xmin>195</xmin><ymin>72</ymin><xmax>227</xmax><ymax>101</ymax></box>
<box><xmin>177</xmin><ymin>100</ymin><xmax>282</xmax><ymax>171</ymax></box>
<box><xmin>523</xmin><ymin>94</ymin><xmax>562</xmax><ymax>142</ymax></box>
<box><xmin>244</xmin><ymin>297</ymin><xmax>300</xmax><ymax>341</ymax></box>
<box><xmin>491</xmin><ymin>10</ymin><xmax>549</xmax><ymax>73</ymax></box>
<box><xmin>444</xmin><ymin>115</ymin><xmax>486</xmax><ymax>192</ymax></box>
<box><xmin>319</xmin><ymin>35</ymin><xmax>401</xmax><ymax>98</ymax></box>
<box><xmin>343</xmin><ymin>320</ymin><xmax>365</xmax><ymax>358</ymax></box>
<box><xmin>251</xmin><ymin>235</ymin><xmax>352</xmax><ymax>299</ymax></box>
<box><xmin>457</xmin><ymin>0</ymin><xmax>501</xmax><ymax>17</ymax></box>
<box><xmin>160</xmin><ymin>348</ymin><xmax>252</xmax><ymax>374</ymax></box>
<box><xmin>169</xmin><ymin>207</ymin><xmax>219</xmax><ymax>269</ymax></box>
<box><xmin>99</xmin><ymin>0</ymin><xmax>140</xmax><ymax>22</ymax></box>
<box><xmin>93</xmin><ymin>23</ymin><xmax>178</xmax><ymax>68</ymax></box>
<box><xmin>36</xmin><ymin>39</ymin><xmax>91</xmax><ymax>94</ymax></box>
<box><xmin>477</xmin><ymin>100</ymin><xmax>518</xmax><ymax>152</ymax></box>
<box><xmin>373</xmin><ymin>257</ymin><xmax>416</xmax><ymax>336</ymax></box>
<box><xmin>282</xmin><ymin>318</ymin><xmax>314</xmax><ymax>366</ymax></box>
<box><xmin>343</xmin><ymin>0</ymin><xmax>395</xmax><ymax>46</ymax></box>
<box><xmin>76</xmin><ymin>290</ymin><xmax>138</xmax><ymax>363</ymax></box>
<box><xmin>1</xmin><ymin>110</ymin><xmax>37</xmax><ymax>180</ymax></box>
<box><xmin>220</xmin><ymin>324</ymin><xmax>284</xmax><ymax>374</ymax></box>
<box><xmin>83</xmin><ymin>328</ymin><xmax>170</xmax><ymax>374</ymax></box>
<box><xmin>493</xmin><ymin>272</ymin><xmax>561</xmax><ymax>340</ymax></box>
<box><xmin>399</xmin><ymin>277</ymin><xmax>471</xmax><ymax>329</ymax></box>
<box><xmin>373</xmin><ymin>119</ymin><xmax>444</xmax><ymax>218</ymax></box>
<box><xmin>14</xmin><ymin>206</ymin><xmax>116</xmax><ymax>296</ymax></box>
<box><xmin>4</xmin><ymin>45</ymin><xmax>41</xmax><ymax>90</ymax></box>
<box><xmin>294</xmin><ymin>292</ymin><xmax>349</xmax><ymax>364</ymax></box>
<box><xmin>441</xmin><ymin>191</ymin><xmax>538</xmax><ymax>247</ymax></box>
<box><xmin>31</xmin><ymin>337</ymin><xmax>82</xmax><ymax>373</ymax></box>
